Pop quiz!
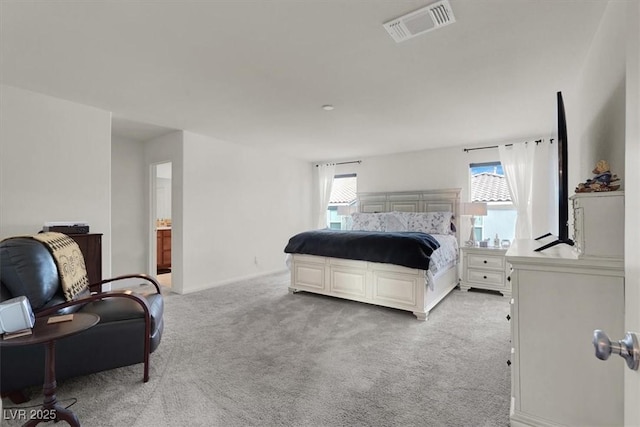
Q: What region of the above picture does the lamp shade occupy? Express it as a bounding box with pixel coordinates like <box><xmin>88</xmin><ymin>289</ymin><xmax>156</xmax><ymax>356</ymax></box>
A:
<box><xmin>460</xmin><ymin>202</ymin><xmax>487</xmax><ymax>216</ymax></box>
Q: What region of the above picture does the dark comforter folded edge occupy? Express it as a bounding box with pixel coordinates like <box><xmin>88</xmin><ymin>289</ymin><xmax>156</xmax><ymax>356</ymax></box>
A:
<box><xmin>284</xmin><ymin>229</ymin><xmax>440</xmax><ymax>271</ymax></box>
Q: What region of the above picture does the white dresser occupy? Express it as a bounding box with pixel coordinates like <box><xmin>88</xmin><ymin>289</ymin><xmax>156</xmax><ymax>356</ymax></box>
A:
<box><xmin>506</xmin><ymin>238</ymin><xmax>624</xmax><ymax>427</ymax></box>
<box><xmin>460</xmin><ymin>246</ymin><xmax>510</xmax><ymax>297</ymax></box>
<box><xmin>571</xmin><ymin>191</ymin><xmax>624</xmax><ymax>260</ymax></box>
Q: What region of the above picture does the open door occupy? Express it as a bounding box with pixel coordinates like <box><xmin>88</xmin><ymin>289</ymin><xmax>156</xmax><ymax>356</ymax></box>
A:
<box><xmin>593</xmin><ymin>4</ymin><xmax>639</xmax><ymax>423</ymax></box>
<box><xmin>151</xmin><ymin>161</ymin><xmax>172</xmax><ymax>288</ymax></box>
<box><xmin>625</xmin><ymin>3</ymin><xmax>640</xmax><ymax>424</ymax></box>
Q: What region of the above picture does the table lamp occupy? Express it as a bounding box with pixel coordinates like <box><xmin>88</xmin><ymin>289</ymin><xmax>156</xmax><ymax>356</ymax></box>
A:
<box><xmin>461</xmin><ymin>202</ymin><xmax>487</xmax><ymax>247</ymax></box>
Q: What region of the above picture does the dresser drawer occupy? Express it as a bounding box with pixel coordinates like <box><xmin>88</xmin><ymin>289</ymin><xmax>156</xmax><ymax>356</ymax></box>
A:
<box><xmin>468</xmin><ymin>253</ymin><xmax>505</xmax><ymax>269</ymax></box>
<box><xmin>467</xmin><ymin>269</ymin><xmax>505</xmax><ymax>286</ymax></box>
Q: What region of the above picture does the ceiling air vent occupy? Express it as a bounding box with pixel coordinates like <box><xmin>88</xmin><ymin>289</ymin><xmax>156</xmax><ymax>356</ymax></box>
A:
<box><xmin>383</xmin><ymin>0</ymin><xmax>456</xmax><ymax>43</ymax></box>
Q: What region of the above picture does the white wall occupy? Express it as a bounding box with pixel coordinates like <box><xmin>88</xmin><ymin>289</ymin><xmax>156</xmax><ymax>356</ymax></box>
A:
<box><xmin>0</xmin><ymin>84</ymin><xmax>112</xmax><ymax>276</ymax></box>
<box><xmin>569</xmin><ymin>0</ymin><xmax>627</xmax><ymax>190</ymax></box>
<box><xmin>348</xmin><ymin>145</ymin><xmax>474</xmax><ymax>197</ymax></box>
<box><xmin>332</xmin><ymin>137</ymin><xmax>556</xmax><ymax>242</ymax></box>
<box><xmin>112</xmin><ymin>135</ymin><xmax>147</xmax><ymax>277</ymax></box>
<box><xmin>156</xmin><ymin>177</ymin><xmax>172</xmax><ymax>220</ymax></box>
<box><xmin>156</xmin><ymin>162</ymin><xmax>172</xmax><ymax>179</ymax></box>
<box><xmin>181</xmin><ymin>131</ymin><xmax>312</xmax><ymax>293</ymax></box>
<box><xmin>155</xmin><ymin>162</ymin><xmax>172</xmax><ymax>221</ymax></box>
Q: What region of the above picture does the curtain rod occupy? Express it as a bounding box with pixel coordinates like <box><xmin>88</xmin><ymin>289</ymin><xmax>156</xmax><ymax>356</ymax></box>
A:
<box><xmin>463</xmin><ymin>139</ymin><xmax>552</xmax><ymax>153</ymax></box>
<box><xmin>315</xmin><ymin>160</ymin><xmax>362</xmax><ymax>167</ymax></box>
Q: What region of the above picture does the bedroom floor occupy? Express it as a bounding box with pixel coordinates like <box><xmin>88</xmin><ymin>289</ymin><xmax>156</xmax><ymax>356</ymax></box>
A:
<box><xmin>5</xmin><ymin>271</ymin><xmax>511</xmax><ymax>426</ymax></box>
<box><xmin>157</xmin><ymin>272</ymin><xmax>171</xmax><ymax>288</ymax></box>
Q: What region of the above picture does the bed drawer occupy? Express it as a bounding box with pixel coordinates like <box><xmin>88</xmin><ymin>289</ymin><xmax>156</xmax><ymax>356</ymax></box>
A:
<box><xmin>330</xmin><ymin>266</ymin><xmax>367</xmax><ymax>299</ymax></box>
<box><xmin>293</xmin><ymin>262</ymin><xmax>326</xmax><ymax>291</ymax></box>
<box><xmin>372</xmin><ymin>271</ymin><xmax>420</xmax><ymax>308</ymax></box>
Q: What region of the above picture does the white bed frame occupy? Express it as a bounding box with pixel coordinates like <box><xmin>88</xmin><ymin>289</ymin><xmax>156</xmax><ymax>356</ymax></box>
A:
<box><xmin>288</xmin><ymin>188</ymin><xmax>461</xmax><ymax>320</ymax></box>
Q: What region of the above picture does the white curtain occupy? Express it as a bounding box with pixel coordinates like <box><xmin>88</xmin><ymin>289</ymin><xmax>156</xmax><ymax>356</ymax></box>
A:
<box><xmin>315</xmin><ymin>163</ymin><xmax>336</xmax><ymax>229</ymax></box>
<box><xmin>499</xmin><ymin>143</ymin><xmax>536</xmax><ymax>239</ymax></box>
<box><xmin>532</xmin><ymin>141</ymin><xmax>558</xmax><ymax>237</ymax></box>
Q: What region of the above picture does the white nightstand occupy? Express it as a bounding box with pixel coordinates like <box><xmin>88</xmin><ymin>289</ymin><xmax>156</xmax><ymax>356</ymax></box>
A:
<box><xmin>460</xmin><ymin>246</ymin><xmax>510</xmax><ymax>297</ymax></box>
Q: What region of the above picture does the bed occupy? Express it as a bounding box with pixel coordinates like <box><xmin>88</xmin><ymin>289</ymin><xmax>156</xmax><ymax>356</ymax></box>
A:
<box><xmin>285</xmin><ymin>188</ymin><xmax>461</xmax><ymax>320</ymax></box>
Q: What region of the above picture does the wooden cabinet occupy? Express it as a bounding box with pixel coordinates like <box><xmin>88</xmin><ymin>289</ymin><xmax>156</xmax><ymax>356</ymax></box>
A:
<box><xmin>68</xmin><ymin>233</ymin><xmax>102</xmax><ymax>293</ymax></box>
<box><xmin>506</xmin><ymin>238</ymin><xmax>624</xmax><ymax>427</ymax></box>
<box><xmin>460</xmin><ymin>246</ymin><xmax>510</xmax><ymax>297</ymax></box>
<box><xmin>156</xmin><ymin>229</ymin><xmax>171</xmax><ymax>271</ymax></box>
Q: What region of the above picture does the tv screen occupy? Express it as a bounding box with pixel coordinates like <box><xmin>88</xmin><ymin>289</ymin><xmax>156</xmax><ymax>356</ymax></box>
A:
<box><xmin>535</xmin><ymin>91</ymin><xmax>574</xmax><ymax>251</ymax></box>
<box><xmin>557</xmin><ymin>91</ymin><xmax>569</xmax><ymax>242</ymax></box>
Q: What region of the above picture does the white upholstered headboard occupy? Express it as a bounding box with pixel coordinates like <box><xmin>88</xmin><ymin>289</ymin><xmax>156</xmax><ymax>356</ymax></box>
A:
<box><xmin>356</xmin><ymin>188</ymin><xmax>461</xmax><ymax>239</ymax></box>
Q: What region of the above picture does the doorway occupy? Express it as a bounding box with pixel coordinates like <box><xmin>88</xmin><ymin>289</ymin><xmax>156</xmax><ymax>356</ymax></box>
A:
<box><xmin>153</xmin><ymin>162</ymin><xmax>172</xmax><ymax>288</ymax></box>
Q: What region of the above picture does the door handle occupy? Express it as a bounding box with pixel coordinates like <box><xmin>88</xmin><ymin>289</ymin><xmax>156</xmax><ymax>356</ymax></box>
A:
<box><xmin>592</xmin><ymin>330</ymin><xmax>640</xmax><ymax>371</ymax></box>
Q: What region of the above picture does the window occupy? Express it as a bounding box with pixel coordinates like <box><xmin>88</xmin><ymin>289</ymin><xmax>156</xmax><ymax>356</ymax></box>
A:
<box><xmin>469</xmin><ymin>162</ymin><xmax>516</xmax><ymax>243</ymax></box>
<box><xmin>327</xmin><ymin>174</ymin><xmax>357</xmax><ymax>230</ymax></box>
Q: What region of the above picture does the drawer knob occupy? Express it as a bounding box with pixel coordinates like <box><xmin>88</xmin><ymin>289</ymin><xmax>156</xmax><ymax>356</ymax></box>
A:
<box><xmin>506</xmin><ymin>360</ymin><xmax>511</xmax><ymax>366</ymax></box>
<box><xmin>506</xmin><ymin>314</ymin><xmax>511</xmax><ymax>321</ymax></box>
<box><xmin>483</xmin><ymin>260</ymin><xmax>487</xmax><ymax>264</ymax></box>
<box><xmin>483</xmin><ymin>276</ymin><xmax>487</xmax><ymax>279</ymax></box>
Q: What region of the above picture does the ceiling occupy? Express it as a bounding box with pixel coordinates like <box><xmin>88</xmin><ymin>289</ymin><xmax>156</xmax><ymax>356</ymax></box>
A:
<box><xmin>1</xmin><ymin>0</ymin><xmax>608</xmax><ymax>161</ymax></box>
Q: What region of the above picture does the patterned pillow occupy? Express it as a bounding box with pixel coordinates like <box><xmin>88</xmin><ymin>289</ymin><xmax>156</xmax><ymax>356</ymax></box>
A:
<box><xmin>351</xmin><ymin>211</ymin><xmax>452</xmax><ymax>233</ymax></box>
<box><xmin>405</xmin><ymin>211</ymin><xmax>453</xmax><ymax>235</ymax></box>
<box><xmin>384</xmin><ymin>212</ymin><xmax>408</xmax><ymax>232</ymax></box>
<box><xmin>351</xmin><ymin>212</ymin><xmax>386</xmax><ymax>231</ymax></box>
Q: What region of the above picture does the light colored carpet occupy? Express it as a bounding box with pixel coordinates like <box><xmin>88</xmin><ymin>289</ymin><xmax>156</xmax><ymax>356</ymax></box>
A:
<box><xmin>157</xmin><ymin>273</ymin><xmax>172</xmax><ymax>288</ymax></box>
<box><xmin>3</xmin><ymin>272</ymin><xmax>511</xmax><ymax>426</ymax></box>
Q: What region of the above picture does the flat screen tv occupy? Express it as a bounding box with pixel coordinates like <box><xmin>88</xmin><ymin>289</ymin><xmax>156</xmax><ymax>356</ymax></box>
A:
<box><xmin>535</xmin><ymin>91</ymin><xmax>574</xmax><ymax>251</ymax></box>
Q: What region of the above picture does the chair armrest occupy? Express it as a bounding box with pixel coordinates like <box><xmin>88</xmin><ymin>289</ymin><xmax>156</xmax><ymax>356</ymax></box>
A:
<box><xmin>91</xmin><ymin>274</ymin><xmax>162</xmax><ymax>294</ymax></box>
<box><xmin>34</xmin><ymin>290</ymin><xmax>152</xmax><ymax>319</ymax></box>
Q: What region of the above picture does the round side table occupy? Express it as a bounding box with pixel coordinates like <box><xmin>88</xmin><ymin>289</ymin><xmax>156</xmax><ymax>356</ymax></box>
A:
<box><xmin>0</xmin><ymin>312</ymin><xmax>99</xmax><ymax>427</ymax></box>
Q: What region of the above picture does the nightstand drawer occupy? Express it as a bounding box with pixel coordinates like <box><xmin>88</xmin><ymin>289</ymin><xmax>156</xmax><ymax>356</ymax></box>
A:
<box><xmin>468</xmin><ymin>254</ymin><xmax>505</xmax><ymax>269</ymax></box>
<box><xmin>467</xmin><ymin>269</ymin><xmax>505</xmax><ymax>286</ymax></box>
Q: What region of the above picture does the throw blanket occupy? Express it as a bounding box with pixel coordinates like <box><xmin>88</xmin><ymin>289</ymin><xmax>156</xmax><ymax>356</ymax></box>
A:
<box><xmin>32</xmin><ymin>232</ymin><xmax>89</xmax><ymax>301</ymax></box>
<box><xmin>284</xmin><ymin>229</ymin><xmax>440</xmax><ymax>270</ymax></box>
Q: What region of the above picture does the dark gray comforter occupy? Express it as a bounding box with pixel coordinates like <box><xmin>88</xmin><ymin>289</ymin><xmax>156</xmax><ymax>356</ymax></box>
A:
<box><xmin>284</xmin><ymin>229</ymin><xmax>440</xmax><ymax>270</ymax></box>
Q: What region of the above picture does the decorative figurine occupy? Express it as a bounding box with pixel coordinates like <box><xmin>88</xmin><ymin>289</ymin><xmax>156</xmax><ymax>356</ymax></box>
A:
<box><xmin>575</xmin><ymin>160</ymin><xmax>621</xmax><ymax>193</ymax></box>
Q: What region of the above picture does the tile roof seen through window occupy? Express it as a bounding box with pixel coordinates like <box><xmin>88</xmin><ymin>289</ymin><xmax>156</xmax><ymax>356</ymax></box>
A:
<box><xmin>329</xmin><ymin>176</ymin><xmax>357</xmax><ymax>205</ymax></box>
<box><xmin>471</xmin><ymin>172</ymin><xmax>511</xmax><ymax>202</ymax></box>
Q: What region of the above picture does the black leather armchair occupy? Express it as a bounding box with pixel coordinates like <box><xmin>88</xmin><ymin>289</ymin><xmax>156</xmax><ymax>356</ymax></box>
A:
<box><xmin>0</xmin><ymin>237</ymin><xmax>164</xmax><ymax>399</ymax></box>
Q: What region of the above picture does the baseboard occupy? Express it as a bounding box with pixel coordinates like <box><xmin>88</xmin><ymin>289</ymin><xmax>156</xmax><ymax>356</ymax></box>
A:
<box><xmin>182</xmin><ymin>269</ymin><xmax>288</xmax><ymax>294</ymax></box>
<box><xmin>510</xmin><ymin>411</ymin><xmax>565</xmax><ymax>427</ymax></box>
